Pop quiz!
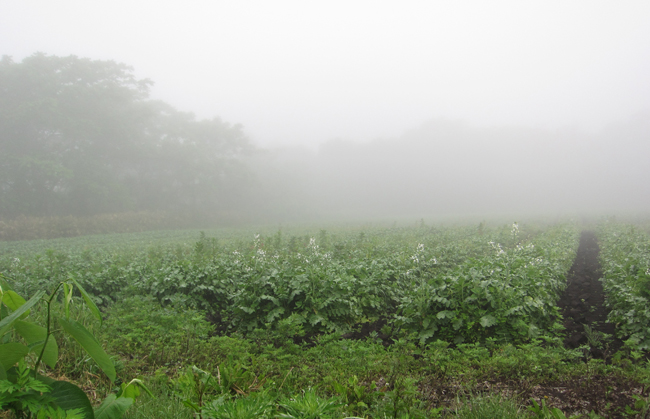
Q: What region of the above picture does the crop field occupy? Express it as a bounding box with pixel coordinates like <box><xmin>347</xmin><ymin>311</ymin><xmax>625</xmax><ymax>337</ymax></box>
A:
<box><xmin>1</xmin><ymin>219</ymin><xmax>650</xmax><ymax>418</ymax></box>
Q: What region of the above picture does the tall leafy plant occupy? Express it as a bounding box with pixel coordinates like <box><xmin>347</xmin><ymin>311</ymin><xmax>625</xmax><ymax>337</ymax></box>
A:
<box><xmin>0</xmin><ymin>272</ymin><xmax>148</xmax><ymax>418</ymax></box>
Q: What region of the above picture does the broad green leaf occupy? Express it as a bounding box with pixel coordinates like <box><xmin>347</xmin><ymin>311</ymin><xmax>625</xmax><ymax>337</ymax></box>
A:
<box><xmin>2</xmin><ymin>290</ymin><xmax>26</xmax><ymax>311</ymax></box>
<box><xmin>2</xmin><ymin>290</ymin><xmax>30</xmax><ymax>319</ymax></box>
<box><xmin>418</xmin><ymin>326</ymin><xmax>438</xmax><ymax>345</ymax></box>
<box><xmin>94</xmin><ymin>394</ymin><xmax>133</xmax><ymax>419</ymax></box>
<box><xmin>0</xmin><ymin>277</ymin><xmax>13</xmax><ymax>292</ymax></box>
<box><xmin>120</xmin><ymin>381</ymin><xmax>140</xmax><ymax>399</ymax></box>
<box><xmin>58</xmin><ymin>318</ymin><xmax>115</xmax><ymax>382</ymax></box>
<box><xmin>49</xmin><ymin>380</ymin><xmax>95</xmax><ymax>419</ymax></box>
<box><xmin>14</xmin><ymin>320</ymin><xmax>59</xmax><ymax>368</ymax></box>
<box><xmin>0</xmin><ymin>362</ymin><xmax>5</xmax><ymax>380</ymax></box>
<box><xmin>479</xmin><ymin>315</ymin><xmax>497</xmax><ymax>328</ymax></box>
<box><xmin>0</xmin><ymin>290</ymin><xmax>45</xmax><ymax>337</ymax></box>
<box><xmin>120</xmin><ymin>378</ymin><xmax>153</xmax><ymax>400</ymax></box>
<box><xmin>0</xmin><ymin>342</ymin><xmax>29</xmax><ymax>370</ymax></box>
<box><xmin>436</xmin><ymin>310</ymin><xmax>452</xmax><ymax>319</ymax></box>
<box><xmin>266</xmin><ymin>307</ymin><xmax>284</xmax><ymax>323</ymax></box>
<box><xmin>71</xmin><ymin>278</ymin><xmax>102</xmax><ymax>326</ymax></box>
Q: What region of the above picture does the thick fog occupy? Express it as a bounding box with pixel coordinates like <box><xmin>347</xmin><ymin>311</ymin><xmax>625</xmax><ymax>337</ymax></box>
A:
<box><xmin>248</xmin><ymin>116</ymin><xmax>650</xmax><ymax>221</ymax></box>
<box><xmin>3</xmin><ymin>2</ymin><xmax>650</xmax><ymax>146</ymax></box>
<box><xmin>1</xmin><ymin>2</ymin><xmax>650</xmax><ymax>224</ymax></box>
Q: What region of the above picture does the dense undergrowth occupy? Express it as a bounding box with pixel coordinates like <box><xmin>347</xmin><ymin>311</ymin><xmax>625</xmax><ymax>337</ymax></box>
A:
<box><xmin>597</xmin><ymin>221</ymin><xmax>650</xmax><ymax>350</ymax></box>
<box><xmin>1</xmin><ymin>220</ymin><xmax>649</xmax><ymax>418</ymax></box>
<box><xmin>1</xmin><ymin>222</ymin><xmax>578</xmax><ymax>345</ymax></box>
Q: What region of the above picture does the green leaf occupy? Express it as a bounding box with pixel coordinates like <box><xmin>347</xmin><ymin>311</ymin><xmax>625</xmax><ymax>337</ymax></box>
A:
<box><xmin>0</xmin><ymin>277</ymin><xmax>14</xmax><ymax>292</ymax></box>
<box><xmin>120</xmin><ymin>382</ymin><xmax>139</xmax><ymax>399</ymax></box>
<box><xmin>0</xmin><ymin>342</ymin><xmax>29</xmax><ymax>370</ymax></box>
<box><xmin>94</xmin><ymin>394</ymin><xmax>133</xmax><ymax>419</ymax></box>
<box><xmin>436</xmin><ymin>310</ymin><xmax>452</xmax><ymax>319</ymax></box>
<box><xmin>418</xmin><ymin>326</ymin><xmax>438</xmax><ymax>345</ymax></box>
<box><xmin>14</xmin><ymin>320</ymin><xmax>59</xmax><ymax>368</ymax></box>
<box><xmin>2</xmin><ymin>290</ymin><xmax>31</xmax><ymax>320</ymax></box>
<box><xmin>63</xmin><ymin>282</ymin><xmax>72</xmax><ymax>319</ymax></box>
<box><xmin>120</xmin><ymin>378</ymin><xmax>154</xmax><ymax>400</ymax></box>
<box><xmin>49</xmin><ymin>380</ymin><xmax>95</xmax><ymax>419</ymax></box>
<box><xmin>0</xmin><ymin>290</ymin><xmax>45</xmax><ymax>337</ymax></box>
<box><xmin>1</xmin><ymin>290</ymin><xmax>26</xmax><ymax>311</ymax></box>
<box><xmin>71</xmin><ymin>278</ymin><xmax>102</xmax><ymax>326</ymax></box>
<box><xmin>479</xmin><ymin>315</ymin><xmax>497</xmax><ymax>328</ymax></box>
<box><xmin>58</xmin><ymin>318</ymin><xmax>115</xmax><ymax>382</ymax></box>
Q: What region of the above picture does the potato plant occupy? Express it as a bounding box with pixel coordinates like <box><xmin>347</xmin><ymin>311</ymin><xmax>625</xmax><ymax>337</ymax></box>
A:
<box><xmin>597</xmin><ymin>222</ymin><xmax>650</xmax><ymax>349</ymax></box>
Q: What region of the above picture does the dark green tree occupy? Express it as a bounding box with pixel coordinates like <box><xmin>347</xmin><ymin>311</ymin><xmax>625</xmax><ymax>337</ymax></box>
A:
<box><xmin>0</xmin><ymin>53</ymin><xmax>253</xmax><ymax>218</ymax></box>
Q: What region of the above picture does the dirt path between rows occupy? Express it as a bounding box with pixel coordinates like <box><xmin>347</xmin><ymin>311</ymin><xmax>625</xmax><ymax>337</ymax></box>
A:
<box><xmin>556</xmin><ymin>230</ymin><xmax>622</xmax><ymax>356</ymax></box>
<box><xmin>523</xmin><ymin>230</ymin><xmax>640</xmax><ymax>417</ymax></box>
<box><xmin>426</xmin><ymin>231</ymin><xmax>644</xmax><ymax>417</ymax></box>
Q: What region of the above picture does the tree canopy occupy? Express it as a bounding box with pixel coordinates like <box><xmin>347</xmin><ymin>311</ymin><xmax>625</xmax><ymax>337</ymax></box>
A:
<box><xmin>0</xmin><ymin>53</ymin><xmax>253</xmax><ymax>218</ymax></box>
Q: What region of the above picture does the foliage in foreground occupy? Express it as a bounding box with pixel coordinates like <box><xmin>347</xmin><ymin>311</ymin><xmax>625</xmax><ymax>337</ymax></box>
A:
<box><xmin>0</xmin><ymin>273</ymin><xmax>148</xmax><ymax>418</ymax></box>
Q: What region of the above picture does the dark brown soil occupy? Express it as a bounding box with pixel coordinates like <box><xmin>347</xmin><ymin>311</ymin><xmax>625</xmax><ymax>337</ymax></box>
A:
<box><xmin>556</xmin><ymin>231</ymin><xmax>623</xmax><ymax>357</ymax></box>
<box><xmin>420</xmin><ymin>230</ymin><xmax>649</xmax><ymax>418</ymax></box>
<box><xmin>422</xmin><ymin>374</ymin><xmax>647</xmax><ymax>418</ymax></box>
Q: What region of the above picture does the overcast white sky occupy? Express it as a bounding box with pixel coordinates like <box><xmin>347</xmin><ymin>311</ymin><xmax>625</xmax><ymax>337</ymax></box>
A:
<box><xmin>2</xmin><ymin>1</ymin><xmax>649</xmax><ymax>146</ymax></box>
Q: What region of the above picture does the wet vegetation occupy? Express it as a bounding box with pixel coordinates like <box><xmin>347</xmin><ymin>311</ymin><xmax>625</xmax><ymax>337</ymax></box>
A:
<box><xmin>2</xmin><ymin>219</ymin><xmax>650</xmax><ymax>418</ymax></box>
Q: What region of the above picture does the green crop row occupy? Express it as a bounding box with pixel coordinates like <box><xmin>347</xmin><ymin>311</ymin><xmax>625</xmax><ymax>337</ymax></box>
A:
<box><xmin>597</xmin><ymin>222</ymin><xmax>650</xmax><ymax>349</ymax></box>
<box><xmin>396</xmin><ymin>224</ymin><xmax>579</xmax><ymax>344</ymax></box>
<box><xmin>1</xmin><ymin>222</ymin><xmax>578</xmax><ymax>345</ymax></box>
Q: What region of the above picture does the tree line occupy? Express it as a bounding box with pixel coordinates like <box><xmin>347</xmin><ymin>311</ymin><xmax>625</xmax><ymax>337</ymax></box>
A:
<box><xmin>0</xmin><ymin>53</ymin><xmax>253</xmax><ymax>220</ymax></box>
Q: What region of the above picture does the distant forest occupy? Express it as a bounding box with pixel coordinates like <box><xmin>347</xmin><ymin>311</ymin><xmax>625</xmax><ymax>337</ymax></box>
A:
<box><xmin>0</xmin><ymin>53</ymin><xmax>254</xmax><ymax>220</ymax></box>
<box><xmin>2</xmin><ymin>53</ymin><xmax>649</xmax><ymax>225</ymax></box>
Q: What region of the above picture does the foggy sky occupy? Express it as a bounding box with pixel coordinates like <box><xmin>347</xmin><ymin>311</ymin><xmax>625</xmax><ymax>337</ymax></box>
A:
<box><xmin>2</xmin><ymin>1</ymin><xmax>650</xmax><ymax>147</ymax></box>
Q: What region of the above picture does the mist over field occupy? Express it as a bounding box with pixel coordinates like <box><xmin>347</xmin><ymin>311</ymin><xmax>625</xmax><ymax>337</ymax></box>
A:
<box><xmin>250</xmin><ymin>116</ymin><xmax>650</xmax><ymax>222</ymax></box>
<box><xmin>1</xmin><ymin>2</ymin><xmax>650</xmax><ymax>232</ymax></box>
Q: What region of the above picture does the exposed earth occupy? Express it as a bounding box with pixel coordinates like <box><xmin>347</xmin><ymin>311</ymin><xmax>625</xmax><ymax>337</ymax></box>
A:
<box><xmin>557</xmin><ymin>231</ymin><xmax>622</xmax><ymax>356</ymax></box>
<box><xmin>422</xmin><ymin>230</ymin><xmax>648</xmax><ymax>418</ymax></box>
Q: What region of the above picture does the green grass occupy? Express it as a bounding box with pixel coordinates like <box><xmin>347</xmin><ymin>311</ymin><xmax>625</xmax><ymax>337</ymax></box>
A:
<box><xmin>453</xmin><ymin>394</ymin><xmax>524</xmax><ymax>419</ymax></box>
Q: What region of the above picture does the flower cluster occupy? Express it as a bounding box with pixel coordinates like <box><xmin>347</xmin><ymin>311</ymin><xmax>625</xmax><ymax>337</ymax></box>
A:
<box><xmin>489</xmin><ymin>241</ymin><xmax>505</xmax><ymax>255</ymax></box>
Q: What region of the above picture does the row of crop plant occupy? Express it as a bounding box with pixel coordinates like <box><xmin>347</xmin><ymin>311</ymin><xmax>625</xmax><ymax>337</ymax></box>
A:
<box><xmin>396</xmin><ymin>223</ymin><xmax>579</xmax><ymax>344</ymax></box>
<box><xmin>1</xmin><ymin>222</ymin><xmax>579</xmax><ymax>344</ymax></box>
<box><xmin>597</xmin><ymin>222</ymin><xmax>650</xmax><ymax>350</ymax></box>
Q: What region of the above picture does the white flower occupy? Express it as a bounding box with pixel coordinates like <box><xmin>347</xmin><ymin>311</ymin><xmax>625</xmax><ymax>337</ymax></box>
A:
<box><xmin>489</xmin><ymin>241</ymin><xmax>505</xmax><ymax>255</ymax></box>
<box><xmin>511</xmin><ymin>222</ymin><xmax>519</xmax><ymax>235</ymax></box>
